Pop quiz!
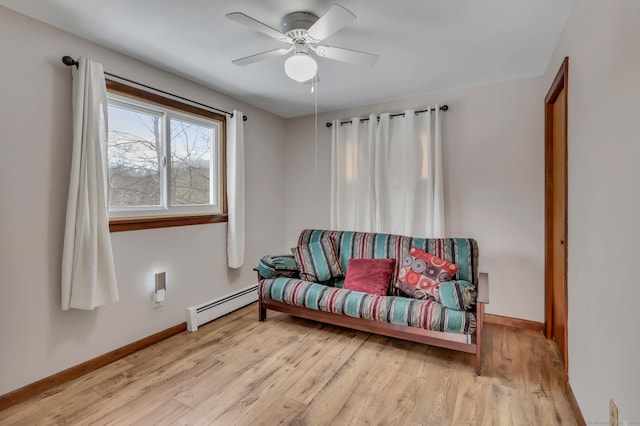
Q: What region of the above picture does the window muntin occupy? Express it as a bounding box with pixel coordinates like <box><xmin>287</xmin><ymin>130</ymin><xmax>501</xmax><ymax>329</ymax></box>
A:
<box><xmin>106</xmin><ymin>92</ymin><xmax>223</xmax><ymax>219</ymax></box>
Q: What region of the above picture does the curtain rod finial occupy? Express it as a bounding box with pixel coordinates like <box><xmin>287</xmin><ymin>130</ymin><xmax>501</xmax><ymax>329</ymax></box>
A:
<box><xmin>230</xmin><ymin>112</ymin><xmax>248</xmax><ymax>122</ymax></box>
<box><xmin>62</xmin><ymin>56</ymin><xmax>79</xmax><ymax>67</ymax></box>
<box><xmin>326</xmin><ymin>122</ymin><xmax>333</xmax><ymax>128</ymax></box>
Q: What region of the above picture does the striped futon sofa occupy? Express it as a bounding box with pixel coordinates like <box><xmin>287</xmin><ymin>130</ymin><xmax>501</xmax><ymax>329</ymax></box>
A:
<box><xmin>257</xmin><ymin>229</ymin><xmax>489</xmax><ymax>375</ymax></box>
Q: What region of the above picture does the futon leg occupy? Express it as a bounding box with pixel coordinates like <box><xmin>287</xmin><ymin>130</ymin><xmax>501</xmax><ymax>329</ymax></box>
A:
<box><xmin>258</xmin><ymin>300</ymin><xmax>267</xmax><ymax>321</ymax></box>
<box><xmin>256</xmin><ymin>273</ymin><xmax>267</xmax><ymax>321</ymax></box>
<box><xmin>476</xmin><ymin>303</ymin><xmax>485</xmax><ymax>376</ymax></box>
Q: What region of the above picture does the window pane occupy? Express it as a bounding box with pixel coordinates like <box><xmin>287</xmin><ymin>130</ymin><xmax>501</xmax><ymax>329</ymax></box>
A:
<box><xmin>107</xmin><ymin>104</ymin><xmax>162</xmax><ymax>207</ymax></box>
<box><xmin>170</xmin><ymin>118</ymin><xmax>214</xmax><ymax>206</ymax></box>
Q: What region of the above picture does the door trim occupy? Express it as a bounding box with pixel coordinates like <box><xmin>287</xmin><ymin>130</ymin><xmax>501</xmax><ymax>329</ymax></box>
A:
<box><xmin>544</xmin><ymin>57</ymin><xmax>569</xmax><ymax>379</ymax></box>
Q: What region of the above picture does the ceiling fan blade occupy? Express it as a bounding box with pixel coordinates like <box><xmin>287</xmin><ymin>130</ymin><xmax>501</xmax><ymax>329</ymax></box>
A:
<box><xmin>232</xmin><ymin>48</ymin><xmax>292</xmax><ymax>66</ymax></box>
<box><xmin>313</xmin><ymin>45</ymin><xmax>379</xmax><ymax>67</ymax></box>
<box><xmin>307</xmin><ymin>4</ymin><xmax>356</xmax><ymax>41</ymax></box>
<box><xmin>226</xmin><ymin>12</ymin><xmax>289</xmax><ymax>42</ymax></box>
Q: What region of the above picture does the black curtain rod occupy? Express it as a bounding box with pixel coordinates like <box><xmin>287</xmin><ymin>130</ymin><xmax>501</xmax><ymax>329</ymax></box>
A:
<box><xmin>325</xmin><ymin>104</ymin><xmax>448</xmax><ymax>128</ymax></box>
<box><xmin>61</xmin><ymin>56</ymin><xmax>247</xmax><ymax>121</ymax></box>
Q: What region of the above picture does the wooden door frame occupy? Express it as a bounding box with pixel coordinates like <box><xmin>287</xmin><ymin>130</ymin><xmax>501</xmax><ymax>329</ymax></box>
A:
<box><xmin>544</xmin><ymin>57</ymin><xmax>569</xmax><ymax>377</ymax></box>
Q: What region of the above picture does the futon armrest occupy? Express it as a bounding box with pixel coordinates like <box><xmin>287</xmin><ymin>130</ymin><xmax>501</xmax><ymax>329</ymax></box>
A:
<box><xmin>477</xmin><ymin>272</ymin><xmax>489</xmax><ymax>304</ymax></box>
<box><xmin>257</xmin><ymin>254</ymin><xmax>300</xmax><ymax>280</ymax></box>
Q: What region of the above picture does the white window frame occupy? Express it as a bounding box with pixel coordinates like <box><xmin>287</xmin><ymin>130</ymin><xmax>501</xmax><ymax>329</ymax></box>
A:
<box><xmin>107</xmin><ymin>93</ymin><xmax>223</xmax><ymax>219</ymax></box>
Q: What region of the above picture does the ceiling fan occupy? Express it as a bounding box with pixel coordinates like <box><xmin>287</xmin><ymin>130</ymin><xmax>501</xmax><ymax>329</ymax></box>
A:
<box><xmin>226</xmin><ymin>4</ymin><xmax>379</xmax><ymax>83</ymax></box>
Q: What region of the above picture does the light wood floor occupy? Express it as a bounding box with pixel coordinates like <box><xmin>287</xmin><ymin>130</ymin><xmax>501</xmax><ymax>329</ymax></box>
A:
<box><xmin>0</xmin><ymin>304</ymin><xmax>576</xmax><ymax>425</ymax></box>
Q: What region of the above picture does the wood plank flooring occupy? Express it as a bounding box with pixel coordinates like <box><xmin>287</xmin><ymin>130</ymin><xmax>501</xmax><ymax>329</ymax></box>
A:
<box><xmin>0</xmin><ymin>304</ymin><xmax>576</xmax><ymax>425</ymax></box>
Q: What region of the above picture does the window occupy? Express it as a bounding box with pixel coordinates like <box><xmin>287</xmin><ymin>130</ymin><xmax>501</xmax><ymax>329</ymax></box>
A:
<box><xmin>105</xmin><ymin>80</ymin><xmax>227</xmax><ymax>231</ymax></box>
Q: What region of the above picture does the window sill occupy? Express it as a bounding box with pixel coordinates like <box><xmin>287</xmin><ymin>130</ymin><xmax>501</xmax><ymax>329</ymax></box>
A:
<box><xmin>109</xmin><ymin>213</ymin><xmax>228</xmax><ymax>232</ymax></box>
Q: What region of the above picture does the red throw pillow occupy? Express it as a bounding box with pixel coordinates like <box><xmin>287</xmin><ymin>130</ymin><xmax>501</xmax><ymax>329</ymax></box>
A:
<box><xmin>343</xmin><ymin>258</ymin><xmax>396</xmax><ymax>296</ymax></box>
<box><xmin>395</xmin><ymin>246</ymin><xmax>459</xmax><ymax>299</ymax></box>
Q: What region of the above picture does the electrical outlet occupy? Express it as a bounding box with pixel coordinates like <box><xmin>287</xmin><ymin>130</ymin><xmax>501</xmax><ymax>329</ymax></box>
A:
<box><xmin>610</xmin><ymin>399</ymin><xmax>618</xmax><ymax>426</ymax></box>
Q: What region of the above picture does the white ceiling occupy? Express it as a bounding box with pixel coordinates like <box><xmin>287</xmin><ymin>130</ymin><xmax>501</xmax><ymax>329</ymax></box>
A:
<box><xmin>1</xmin><ymin>0</ymin><xmax>574</xmax><ymax>118</ymax></box>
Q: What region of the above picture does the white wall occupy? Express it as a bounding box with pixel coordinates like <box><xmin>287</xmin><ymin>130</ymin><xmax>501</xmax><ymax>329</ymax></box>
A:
<box><xmin>284</xmin><ymin>76</ymin><xmax>546</xmax><ymax>322</ymax></box>
<box><xmin>543</xmin><ymin>0</ymin><xmax>640</xmax><ymax>423</ymax></box>
<box><xmin>0</xmin><ymin>7</ymin><xmax>287</xmax><ymax>396</ymax></box>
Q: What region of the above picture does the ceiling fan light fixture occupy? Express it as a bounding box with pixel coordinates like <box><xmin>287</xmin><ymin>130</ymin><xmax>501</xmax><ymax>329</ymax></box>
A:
<box><xmin>284</xmin><ymin>53</ymin><xmax>318</xmax><ymax>82</ymax></box>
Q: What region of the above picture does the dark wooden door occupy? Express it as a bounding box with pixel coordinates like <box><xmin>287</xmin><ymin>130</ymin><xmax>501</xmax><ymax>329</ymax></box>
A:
<box><xmin>545</xmin><ymin>57</ymin><xmax>569</xmax><ymax>380</ymax></box>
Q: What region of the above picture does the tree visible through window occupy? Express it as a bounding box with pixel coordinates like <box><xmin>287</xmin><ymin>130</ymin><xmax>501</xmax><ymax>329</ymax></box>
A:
<box><xmin>108</xmin><ymin>102</ymin><xmax>162</xmax><ymax>207</ymax></box>
<box><xmin>170</xmin><ymin>117</ymin><xmax>213</xmax><ymax>206</ymax></box>
<box><xmin>105</xmin><ymin>80</ymin><xmax>226</xmax><ymax>227</ymax></box>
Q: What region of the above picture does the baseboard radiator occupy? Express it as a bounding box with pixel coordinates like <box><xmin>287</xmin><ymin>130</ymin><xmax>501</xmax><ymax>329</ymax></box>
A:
<box><xmin>186</xmin><ymin>284</ymin><xmax>258</xmax><ymax>332</ymax></box>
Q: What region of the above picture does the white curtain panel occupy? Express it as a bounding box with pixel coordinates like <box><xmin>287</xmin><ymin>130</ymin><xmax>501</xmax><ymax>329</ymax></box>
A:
<box><xmin>330</xmin><ymin>115</ymin><xmax>376</xmax><ymax>232</ymax></box>
<box><xmin>331</xmin><ymin>107</ymin><xmax>445</xmax><ymax>237</ymax></box>
<box><xmin>61</xmin><ymin>57</ymin><xmax>119</xmax><ymax>310</ymax></box>
<box><xmin>226</xmin><ymin>110</ymin><xmax>245</xmax><ymax>268</ymax></box>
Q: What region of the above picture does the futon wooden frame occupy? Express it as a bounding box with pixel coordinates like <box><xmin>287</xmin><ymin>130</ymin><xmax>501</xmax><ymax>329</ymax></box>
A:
<box><xmin>257</xmin><ymin>272</ymin><xmax>489</xmax><ymax>375</ymax></box>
